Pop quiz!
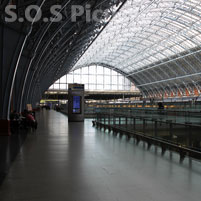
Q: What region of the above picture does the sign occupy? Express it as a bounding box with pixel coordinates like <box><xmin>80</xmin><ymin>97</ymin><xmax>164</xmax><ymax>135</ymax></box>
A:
<box><xmin>69</xmin><ymin>84</ymin><xmax>84</xmax><ymax>91</ymax></box>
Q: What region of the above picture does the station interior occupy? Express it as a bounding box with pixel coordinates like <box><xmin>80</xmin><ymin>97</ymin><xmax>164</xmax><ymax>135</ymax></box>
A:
<box><xmin>0</xmin><ymin>0</ymin><xmax>201</xmax><ymax>201</ymax></box>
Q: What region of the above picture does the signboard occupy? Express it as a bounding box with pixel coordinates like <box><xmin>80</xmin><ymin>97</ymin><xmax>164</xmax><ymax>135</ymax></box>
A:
<box><xmin>27</xmin><ymin>104</ymin><xmax>32</xmax><ymax>111</ymax></box>
<box><xmin>68</xmin><ymin>83</ymin><xmax>85</xmax><ymax>122</ymax></box>
<box><xmin>73</xmin><ymin>96</ymin><xmax>81</xmax><ymax>114</ymax></box>
<box><xmin>69</xmin><ymin>84</ymin><xmax>84</xmax><ymax>91</ymax></box>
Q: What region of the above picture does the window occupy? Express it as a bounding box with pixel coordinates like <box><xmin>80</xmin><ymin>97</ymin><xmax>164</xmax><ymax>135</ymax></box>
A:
<box><xmin>53</xmin><ymin>84</ymin><xmax>59</xmax><ymax>90</ymax></box>
<box><xmin>82</xmin><ymin>67</ymin><xmax>88</xmax><ymax>74</ymax></box>
<box><xmin>60</xmin><ymin>84</ymin><xmax>67</xmax><ymax>90</ymax></box>
<box><xmin>97</xmin><ymin>75</ymin><xmax>103</xmax><ymax>84</ymax></box>
<box><xmin>67</xmin><ymin>74</ymin><xmax>73</xmax><ymax>83</ymax></box>
<box><xmin>48</xmin><ymin>65</ymin><xmax>139</xmax><ymax>92</ymax></box>
<box><xmin>97</xmin><ymin>66</ymin><xmax>103</xmax><ymax>74</ymax></box>
<box><xmin>74</xmin><ymin>75</ymin><xmax>81</xmax><ymax>83</ymax></box>
<box><xmin>60</xmin><ymin>75</ymin><xmax>66</xmax><ymax>83</ymax></box>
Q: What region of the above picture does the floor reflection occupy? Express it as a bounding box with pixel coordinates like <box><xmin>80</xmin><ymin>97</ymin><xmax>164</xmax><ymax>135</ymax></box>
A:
<box><xmin>0</xmin><ymin>131</ymin><xmax>28</xmax><ymax>185</ymax></box>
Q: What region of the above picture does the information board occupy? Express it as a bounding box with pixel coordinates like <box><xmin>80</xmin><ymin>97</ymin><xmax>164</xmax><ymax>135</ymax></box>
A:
<box><xmin>73</xmin><ymin>96</ymin><xmax>81</xmax><ymax>114</ymax></box>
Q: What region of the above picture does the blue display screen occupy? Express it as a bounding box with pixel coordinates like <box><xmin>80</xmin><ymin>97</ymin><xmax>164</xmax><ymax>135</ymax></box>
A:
<box><xmin>73</xmin><ymin>96</ymin><xmax>81</xmax><ymax>114</ymax></box>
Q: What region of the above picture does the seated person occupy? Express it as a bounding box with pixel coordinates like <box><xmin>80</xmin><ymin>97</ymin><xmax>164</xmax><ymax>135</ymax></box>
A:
<box><xmin>10</xmin><ymin>110</ymin><xmax>20</xmax><ymax>120</ymax></box>
<box><xmin>22</xmin><ymin>110</ymin><xmax>38</xmax><ymax>129</ymax></box>
<box><xmin>10</xmin><ymin>111</ymin><xmax>20</xmax><ymax>132</ymax></box>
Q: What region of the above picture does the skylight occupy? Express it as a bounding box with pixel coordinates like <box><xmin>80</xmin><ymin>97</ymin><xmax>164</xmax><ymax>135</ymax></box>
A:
<box><xmin>73</xmin><ymin>0</ymin><xmax>201</xmax><ymax>75</ymax></box>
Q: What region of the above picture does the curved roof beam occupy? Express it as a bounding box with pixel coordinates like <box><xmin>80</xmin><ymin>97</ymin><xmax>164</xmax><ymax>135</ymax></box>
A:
<box><xmin>35</xmin><ymin>1</ymin><xmax>128</xmax><ymax>84</ymax></box>
<box><xmin>25</xmin><ymin>0</ymin><xmax>128</xmax><ymax>104</ymax></box>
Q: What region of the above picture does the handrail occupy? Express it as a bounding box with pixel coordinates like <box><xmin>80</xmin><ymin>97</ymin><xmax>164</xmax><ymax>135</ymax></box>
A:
<box><xmin>94</xmin><ymin>120</ymin><xmax>201</xmax><ymax>161</ymax></box>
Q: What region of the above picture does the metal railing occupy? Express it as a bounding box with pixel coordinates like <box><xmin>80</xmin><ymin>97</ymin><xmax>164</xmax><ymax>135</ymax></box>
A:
<box><xmin>93</xmin><ymin>108</ymin><xmax>201</xmax><ymax>161</ymax></box>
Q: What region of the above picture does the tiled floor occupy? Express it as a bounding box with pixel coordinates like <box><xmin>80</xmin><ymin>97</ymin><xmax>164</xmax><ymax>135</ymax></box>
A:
<box><xmin>0</xmin><ymin>110</ymin><xmax>201</xmax><ymax>201</ymax></box>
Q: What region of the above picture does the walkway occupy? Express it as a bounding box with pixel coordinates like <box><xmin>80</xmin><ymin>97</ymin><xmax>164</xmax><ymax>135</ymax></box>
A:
<box><xmin>0</xmin><ymin>110</ymin><xmax>201</xmax><ymax>201</ymax></box>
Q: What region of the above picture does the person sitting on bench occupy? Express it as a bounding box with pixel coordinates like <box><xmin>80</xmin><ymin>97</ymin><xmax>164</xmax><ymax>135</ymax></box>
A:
<box><xmin>23</xmin><ymin>110</ymin><xmax>38</xmax><ymax>129</ymax></box>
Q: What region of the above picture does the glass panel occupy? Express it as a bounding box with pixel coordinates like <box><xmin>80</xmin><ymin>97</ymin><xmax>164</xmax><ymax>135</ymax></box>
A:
<box><xmin>60</xmin><ymin>84</ymin><xmax>67</xmax><ymax>90</ymax></box>
<box><xmin>112</xmin><ymin>76</ymin><xmax>118</xmax><ymax>84</ymax></box>
<box><xmin>74</xmin><ymin>69</ymin><xmax>81</xmax><ymax>74</ymax></box>
<box><xmin>97</xmin><ymin>75</ymin><xmax>103</xmax><ymax>84</ymax></box>
<box><xmin>89</xmin><ymin>66</ymin><xmax>96</xmax><ymax>74</ymax></box>
<box><xmin>119</xmin><ymin>85</ymin><xmax>123</xmax><ymax>90</ymax></box>
<box><xmin>74</xmin><ymin>75</ymin><xmax>81</xmax><ymax>83</ymax></box>
<box><xmin>85</xmin><ymin>84</ymin><xmax>89</xmax><ymax>90</ymax></box>
<box><xmin>89</xmin><ymin>75</ymin><xmax>96</xmax><ymax>84</ymax></box>
<box><xmin>104</xmin><ymin>68</ymin><xmax>111</xmax><ymax>75</ymax></box>
<box><xmin>54</xmin><ymin>84</ymin><xmax>59</xmax><ymax>90</ymax></box>
<box><xmin>104</xmin><ymin>76</ymin><xmax>110</xmax><ymax>85</ymax></box>
<box><xmin>97</xmin><ymin>85</ymin><xmax>104</xmax><ymax>90</ymax></box>
<box><xmin>112</xmin><ymin>71</ymin><xmax>117</xmax><ymax>76</ymax></box>
<box><xmin>119</xmin><ymin>76</ymin><xmax>124</xmax><ymax>85</ymax></box>
<box><xmin>112</xmin><ymin>85</ymin><xmax>118</xmax><ymax>90</ymax></box>
<box><xmin>60</xmin><ymin>75</ymin><xmax>66</xmax><ymax>83</ymax></box>
<box><xmin>67</xmin><ymin>74</ymin><xmax>73</xmax><ymax>83</ymax></box>
<box><xmin>105</xmin><ymin>85</ymin><xmax>111</xmax><ymax>90</ymax></box>
<box><xmin>89</xmin><ymin>84</ymin><xmax>96</xmax><ymax>90</ymax></box>
<box><xmin>82</xmin><ymin>67</ymin><xmax>88</xmax><ymax>74</ymax></box>
<box><xmin>97</xmin><ymin>66</ymin><xmax>104</xmax><ymax>74</ymax></box>
<box><xmin>82</xmin><ymin>75</ymin><xmax>88</xmax><ymax>84</ymax></box>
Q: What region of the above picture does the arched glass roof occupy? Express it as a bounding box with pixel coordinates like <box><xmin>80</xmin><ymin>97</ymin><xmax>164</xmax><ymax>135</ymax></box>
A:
<box><xmin>75</xmin><ymin>0</ymin><xmax>201</xmax><ymax>73</ymax></box>
<box><xmin>73</xmin><ymin>0</ymin><xmax>201</xmax><ymax>97</ymax></box>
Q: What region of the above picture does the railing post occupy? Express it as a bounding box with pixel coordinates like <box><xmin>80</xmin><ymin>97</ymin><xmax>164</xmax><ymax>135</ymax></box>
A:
<box><xmin>133</xmin><ymin>117</ymin><xmax>136</xmax><ymax>130</ymax></box>
<box><xmin>143</xmin><ymin>118</ymin><xmax>146</xmax><ymax>133</ymax></box>
<box><xmin>185</xmin><ymin>122</ymin><xmax>192</xmax><ymax>147</ymax></box>
<box><xmin>154</xmin><ymin>119</ymin><xmax>158</xmax><ymax>137</ymax></box>
<box><xmin>166</xmin><ymin>120</ymin><xmax>173</xmax><ymax>141</ymax></box>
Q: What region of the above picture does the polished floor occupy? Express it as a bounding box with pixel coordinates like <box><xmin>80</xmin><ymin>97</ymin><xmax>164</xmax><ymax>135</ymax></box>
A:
<box><xmin>0</xmin><ymin>131</ymin><xmax>27</xmax><ymax>185</ymax></box>
<box><xmin>0</xmin><ymin>110</ymin><xmax>201</xmax><ymax>201</ymax></box>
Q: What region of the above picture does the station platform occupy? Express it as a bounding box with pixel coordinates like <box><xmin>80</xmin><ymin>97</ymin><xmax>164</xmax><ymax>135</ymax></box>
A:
<box><xmin>0</xmin><ymin>110</ymin><xmax>201</xmax><ymax>201</ymax></box>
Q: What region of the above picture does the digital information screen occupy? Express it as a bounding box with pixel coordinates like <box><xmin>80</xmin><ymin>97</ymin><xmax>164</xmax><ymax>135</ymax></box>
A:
<box><xmin>73</xmin><ymin>96</ymin><xmax>81</xmax><ymax>114</ymax></box>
